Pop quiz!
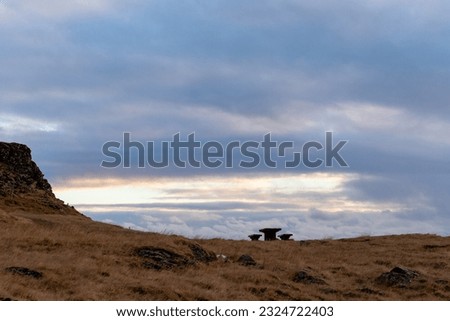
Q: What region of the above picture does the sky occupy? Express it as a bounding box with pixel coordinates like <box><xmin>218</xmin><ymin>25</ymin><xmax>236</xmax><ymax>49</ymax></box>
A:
<box><xmin>1</xmin><ymin>0</ymin><xmax>450</xmax><ymax>239</ymax></box>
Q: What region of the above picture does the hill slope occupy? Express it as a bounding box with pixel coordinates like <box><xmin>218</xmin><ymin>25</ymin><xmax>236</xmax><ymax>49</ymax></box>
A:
<box><xmin>1</xmin><ymin>142</ymin><xmax>449</xmax><ymax>300</ymax></box>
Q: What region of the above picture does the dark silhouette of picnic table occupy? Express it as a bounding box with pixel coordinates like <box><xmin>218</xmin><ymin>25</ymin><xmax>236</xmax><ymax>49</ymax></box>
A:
<box><xmin>248</xmin><ymin>228</ymin><xmax>294</xmax><ymax>241</ymax></box>
<box><xmin>259</xmin><ymin>228</ymin><xmax>282</xmax><ymax>241</ymax></box>
<box><xmin>279</xmin><ymin>233</ymin><xmax>293</xmax><ymax>240</ymax></box>
<box><xmin>248</xmin><ymin>234</ymin><xmax>262</xmax><ymax>241</ymax></box>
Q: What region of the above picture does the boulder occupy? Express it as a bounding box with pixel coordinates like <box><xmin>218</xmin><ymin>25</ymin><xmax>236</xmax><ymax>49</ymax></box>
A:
<box><xmin>5</xmin><ymin>266</ymin><xmax>43</xmax><ymax>279</ymax></box>
<box><xmin>293</xmin><ymin>270</ymin><xmax>326</xmax><ymax>285</ymax></box>
<box><xmin>237</xmin><ymin>254</ymin><xmax>257</xmax><ymax>266</ymax></box>
<box><xmin>134</xmin><ymin>247</ymin><xmax>192</xmax><ymax>270</ymax></box>
<box><xmin>189</xmin><ymin>244</ymin><xmax>217</xmax><ymax>263</ymax></box>
<box><xmin>376</xmin><ymin>267</ymin><xmax>419</xmax><ymax>287</ymax></box>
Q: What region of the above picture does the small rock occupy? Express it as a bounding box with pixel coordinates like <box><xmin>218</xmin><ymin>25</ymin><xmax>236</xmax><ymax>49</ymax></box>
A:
<box><xmin>237</xmin><ymin>254</ymin><xmax>257</xmax><ymax>266</ymax></box>
<box><xmin>376</xmin><ymin>266</ymin><xmax>419</xmax><ymax>287</ymax></box>
<box><xmin>293</xmin><ymin>270</ymin><xmax>326</xmax><ymax>285</ymax></box>
<box><xmin>189</xmin><ymin>244</ymin><xmax>217</xmax><ymax>263</ymax></box>
<box><xmin>321</xmin><ymin>288</ymin><xmax>339</xmax><ymax>294</ymax></box>
<box><xmin>423</xmin><ymin>244</ymin><xmax>449</xmax><ymax>250</ymax></box>
<box><xmin>5</xmin><ymin>267</ymin><xmax>43</xmax><ymax>279</ymax></box>
<box><xmin>359</xmin><ymin>287</ymin><xmax>383</xmax><ymax>295</ymax></box>
<box><xmin>435</xmin><ymin>279</ymin><xmax>448</xmax><ymax>285</ymax></box>
<box><xmin>133</xmin><ymin>247</ymin><xmax>191</xmax><ymax>270</ymax></box>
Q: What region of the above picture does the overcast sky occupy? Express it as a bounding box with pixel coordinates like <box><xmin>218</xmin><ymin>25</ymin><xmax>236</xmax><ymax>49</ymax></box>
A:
<box><xmin>1</xmin><ymin>1</ymin><xmax>450</xmax><ymax>239</ymax></box>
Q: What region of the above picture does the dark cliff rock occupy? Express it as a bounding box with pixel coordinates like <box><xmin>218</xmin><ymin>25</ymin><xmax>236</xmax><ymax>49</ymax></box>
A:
<box><xmin>0</xmin><ymin>142</ymin><xmax>82</xmax><ymax>215</ymax></box>
<box><xmin>0</xmin><ymin>142</ymin><xmax>53</xmax><ymax>196</ymax></box>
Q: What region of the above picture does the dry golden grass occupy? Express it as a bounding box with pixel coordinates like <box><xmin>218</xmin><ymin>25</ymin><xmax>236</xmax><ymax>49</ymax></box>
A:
<box><xmin>0</xmin><ymin>208</ymin><xmax>449</xmax><ymax>301</ymax></box>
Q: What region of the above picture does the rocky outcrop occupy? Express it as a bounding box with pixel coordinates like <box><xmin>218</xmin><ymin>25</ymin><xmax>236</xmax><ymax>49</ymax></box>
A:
<box><xmin>134</xmin><ymin>247</ymin><xmax>192</xmax><ymax>270</ymax></box>
<box><xmin>0</xmin><ymin>142</ymin><xmax>82</xmax><ymax>215</ymax></box>
<box><xmin>133</xmin><ymin>244</ymin><xmax>217</xmax><ymax>271</ymax></box>
<box><xmin>293</xmin><ymin>269</ymin><xmax>327</xmax><ymax>285</ymax></box>
<box><xmin>189</xmin><ymin>243</ymin><xmax>217</xmax><ymax>263</ymax></box>
<box><xmin>5</xmin><ymin>266</ymin><xmax>43</xmax><ymax>279</ymax></box>
<box><xmin>0</xmin><ymin>142</ymin><xmax>53</xmax><ymax>196</ymax></box>
<box><xmin>237</xmin><ymin>254</ymin><xmax>258</xmax><ymax>266</ymax></box>
<box><xmin>375</xmin><ymin>267</ymin><xmax>419</xmax><ymax>287</ymax></box>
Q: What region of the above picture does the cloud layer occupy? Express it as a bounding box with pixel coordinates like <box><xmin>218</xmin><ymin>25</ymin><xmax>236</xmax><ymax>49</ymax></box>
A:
<box><xmin>1</xmin><ymin>1</ymin><xmax>450</xmax><ymax>239</ymax></box>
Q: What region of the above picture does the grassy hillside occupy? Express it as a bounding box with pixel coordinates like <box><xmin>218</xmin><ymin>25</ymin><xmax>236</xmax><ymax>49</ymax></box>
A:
<box><xmin>1</xmin><ymin>208</ymin><xmax>449</xmax><ymax>301</ymax></box>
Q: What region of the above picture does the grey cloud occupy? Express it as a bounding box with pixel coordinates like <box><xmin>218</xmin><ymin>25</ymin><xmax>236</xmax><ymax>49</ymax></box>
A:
<box><xmin>75</xmin><ymin>201</ymin><xmax>298</xmax><ymax>212</ymax></box>
<box><xmin>88</xmin><ymin>206</ymin><xmax>450</xmax><ymax>240</ymax></box>
<box><xmin>1</xmin><ymin>1</ymin><xmax>450</xmax><ymax>239</ymax></box>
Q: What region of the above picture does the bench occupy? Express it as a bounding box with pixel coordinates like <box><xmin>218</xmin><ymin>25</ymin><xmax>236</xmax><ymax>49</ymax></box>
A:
<box><xmin>279</xmin><ymin>233</ymin><xmax>293</xmax><ymax>240</ymax></box>
<box><xmin>248</xmin><ymin>234</ymin><xmax>262</xmax><ymax>241</ymax></box>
